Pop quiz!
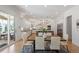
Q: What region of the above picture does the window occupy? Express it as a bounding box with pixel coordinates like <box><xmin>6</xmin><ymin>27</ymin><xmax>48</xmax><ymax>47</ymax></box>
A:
<box><xmin>0</xmin><ymin>11</ymin><xmax>15</xmax><ymax>48</ymax></box>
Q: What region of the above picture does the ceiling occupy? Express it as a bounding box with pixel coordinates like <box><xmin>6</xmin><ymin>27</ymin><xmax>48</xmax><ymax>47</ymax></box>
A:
<box><xmin>15</xmin><ymin>5</ymin><xmax>75</xmax><ymax>27</ymax></box>
<box><xmin>17</xmin><ymin>5</ymin><xmax>75</xmax><ymax>19</ymax></box>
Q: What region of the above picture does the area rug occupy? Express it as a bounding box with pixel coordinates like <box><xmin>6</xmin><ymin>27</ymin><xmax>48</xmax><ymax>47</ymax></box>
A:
<box><xmin>35</xmin><ymin>45</ymin><xmax>69</xmax><ymax>53</ymax></box>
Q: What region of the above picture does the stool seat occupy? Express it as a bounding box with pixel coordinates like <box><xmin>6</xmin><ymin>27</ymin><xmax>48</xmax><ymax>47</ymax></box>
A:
<box><xmin>22</xmin><ymin>41</ymin><xmax>33</xmax><ymax>53</ymax></box>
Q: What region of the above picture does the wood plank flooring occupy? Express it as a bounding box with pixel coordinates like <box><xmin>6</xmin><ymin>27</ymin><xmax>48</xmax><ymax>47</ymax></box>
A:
<box><xmin>0</xmin><ymin>39</ymin><xmax>23</xmax><ymax>53</ymax></box>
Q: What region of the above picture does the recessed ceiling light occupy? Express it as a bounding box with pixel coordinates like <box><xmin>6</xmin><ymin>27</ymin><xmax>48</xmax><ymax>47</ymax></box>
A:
<box><xmin>64</xmin><ymin>5</ymin><xmax>67</xmax><ymax>7</ymax></box>
<box><xmin>44</xmin><ymin>5</ymin><xmax>47</xmax><ymax>8</ymax></box>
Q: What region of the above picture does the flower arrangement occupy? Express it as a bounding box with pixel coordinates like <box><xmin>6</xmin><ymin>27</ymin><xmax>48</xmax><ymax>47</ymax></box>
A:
<box><xmin>42</xmin><ymin>28</ymin><xmax>47</xmax><ymax>33</ymax></box>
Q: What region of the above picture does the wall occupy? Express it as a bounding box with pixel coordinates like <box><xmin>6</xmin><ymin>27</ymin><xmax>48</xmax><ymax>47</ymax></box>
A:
<box><xmin>21</xmin><ymin>19</ymin><xmax>32</xmax><ymax>39</ymax></box>
<box><xmin>56</xmin><ymin>6</ymin><xmax>79</xmax><ymax>47</ymax></box>
<box><xmin>55</xmin><ymin>13</ymin><xmax>64</xmax><ymax>36</ymax></box>
<box><xmin>0</xmin><ymin>5</ymin><xmax>30</xmax><ymax>41</ymax></box>
<box><xmin>46</xmin><ymin>19</ymin><xmax>56</xmax><ymax>35</ymax></box>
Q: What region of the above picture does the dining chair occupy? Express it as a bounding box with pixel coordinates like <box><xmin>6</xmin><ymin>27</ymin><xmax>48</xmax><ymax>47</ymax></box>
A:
<box><xmin>60</xmin><ymin>35</ymin><xmax>69</xmax><ymax>52</ymax></box>
<box><xmin>35</xmin><ymin>37</ymin><xmax>45</xmax><ymax>51</ymax></box>
<box><xmin>22</xmin><ymin>41</ymin><xmax>33</xmax><ymax>53</ymax></box>
<box><xmin>22</xmin><ymin>32</ymin><xmax>34</xmax><ymax>53</ymax></box>
<box><xmin>60</xmin><ymin>39</ymin><xmax>68</xmax><ymax>47</ymax></box>
<box><xmin>38</xmin><ymin>32</ymin><xmax>43</xmax><ymax>37</ymax></box>
<box><xmin>46</xmin><ymin>32</ymin><xmax>52</xmax><ymax>37</ymax></box>
<box><xmin>50</xmin><ymin>37</ymin><xmax>61</xmax><ymax>51</ymax></box>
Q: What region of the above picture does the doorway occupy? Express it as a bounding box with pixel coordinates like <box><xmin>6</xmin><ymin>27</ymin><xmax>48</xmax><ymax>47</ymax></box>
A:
<box><xmin>57</xmin><ymin>23</ymin><xmax>63</xmax><ymax>37</ymax></box>
<box><xmin>66</xmin><ymin>15</ymin><xmax>72</xmax><ymax>41</ymax></box>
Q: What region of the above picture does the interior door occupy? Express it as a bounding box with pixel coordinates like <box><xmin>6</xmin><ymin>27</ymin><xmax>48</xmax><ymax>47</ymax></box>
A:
<box><xmin>67</xmin><ymin>15</ymin><xmax>72</xmax><ymax>41</ymax></box>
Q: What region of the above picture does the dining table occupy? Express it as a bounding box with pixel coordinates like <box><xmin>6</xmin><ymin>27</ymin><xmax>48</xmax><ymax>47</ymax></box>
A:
<box><xmin>27</xmin><ymin>34</ymin><xmax>62</xmax><ymax>52</ymax></box>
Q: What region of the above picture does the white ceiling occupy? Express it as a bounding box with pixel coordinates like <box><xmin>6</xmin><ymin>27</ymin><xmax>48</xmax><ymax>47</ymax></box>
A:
<box><xmin>15</xmin><ymin>5</ymin><xmax>75</xmax><ymax>27</ymax></box>
<box><xmin>17</xmin><ymin>5</ymin><xmax>75</xmax><ymax>19</ymax></box>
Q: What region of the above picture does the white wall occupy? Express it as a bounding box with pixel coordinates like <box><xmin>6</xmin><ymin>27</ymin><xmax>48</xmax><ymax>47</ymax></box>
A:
<box><xmin>46</xmin><ymin>19</ymin><xmax>56</xmax><ymax>35</ymax></box>
<box><xmin>55</xmin><ymin>14</ymin><xmax>64</xmax><ymax>36</ymax></box>
<box><xmin>0</xmin><ymin>5</ymin><xmax>31</xmax><ymax>41</ymax></box>
<box><xmin>56</xmin><ymin>6</ymin><xmax>79</xmax><ymax>47</ymax></box>
<box><xmin>21</xmin><ymin>19</ymin><xmax>32</xmax><ymax>39</ymax></box>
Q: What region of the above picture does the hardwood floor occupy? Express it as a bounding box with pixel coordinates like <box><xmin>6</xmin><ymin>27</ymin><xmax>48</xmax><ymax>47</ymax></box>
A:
<box><xmin>0</xmin><ymin>33</ymin><xmax>36</xmax><ymax>53</ymax></box>
<box><xmin>0</xmin><ymin>33</ymin><xmax>79</xmax><ymax>53</ymax></box>
<box><xmin>67</xmin><ymin>41</ymin><xmax>79</xmax><ymax>53</ymax></box>
<box><xmin>0</xmin><ymin>39</ymin><xmax>23</xmax><ymax>53</ymax></box>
